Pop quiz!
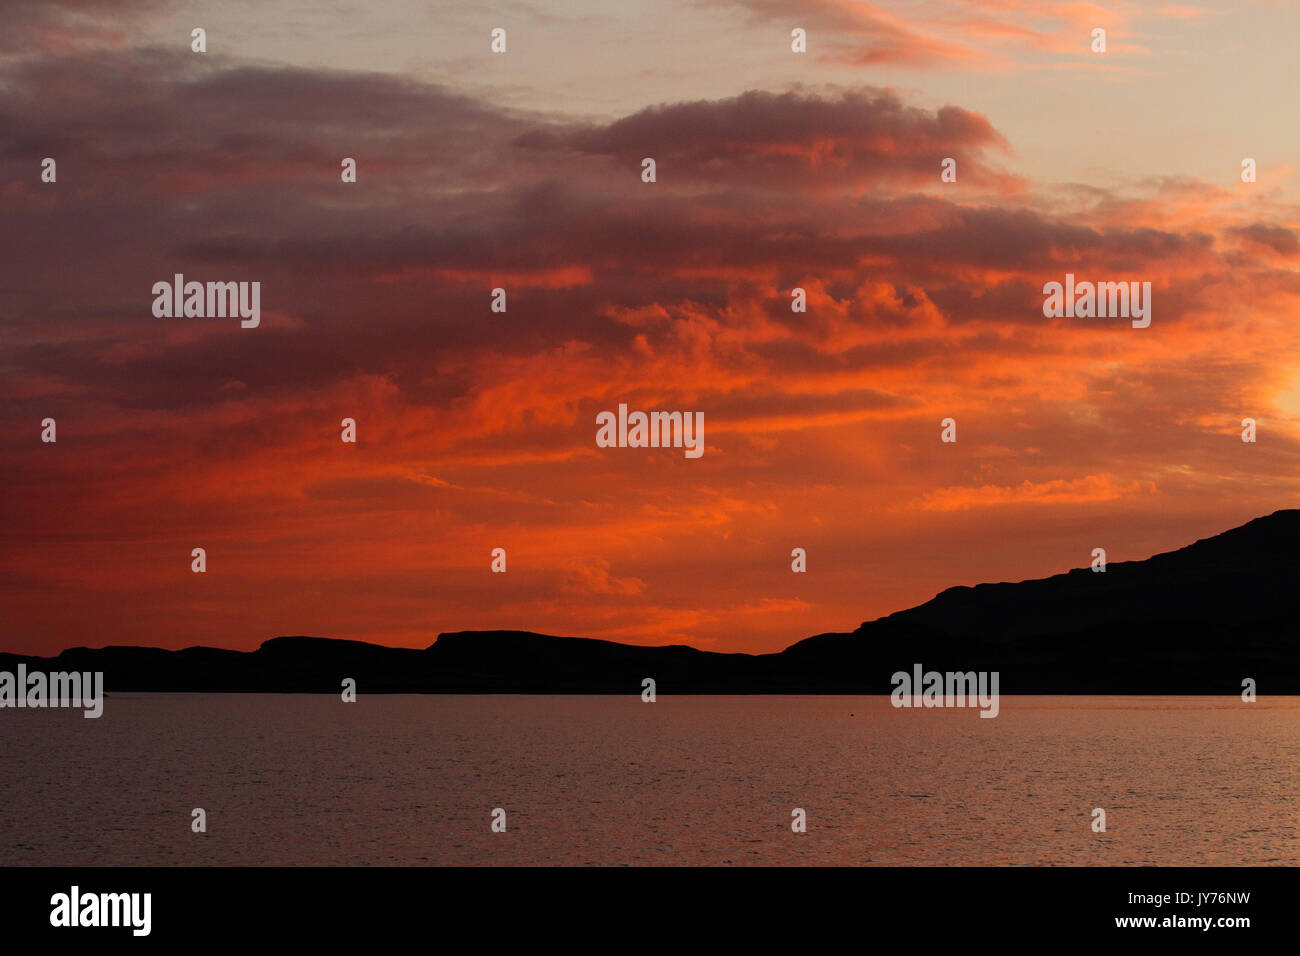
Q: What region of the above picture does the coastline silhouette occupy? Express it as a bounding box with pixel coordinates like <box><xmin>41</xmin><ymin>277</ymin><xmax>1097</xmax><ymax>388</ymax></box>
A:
<box><xmin>5</xmin><ymin>510</ymin><xmax>1298</xmax><ymax>694</ymax></box>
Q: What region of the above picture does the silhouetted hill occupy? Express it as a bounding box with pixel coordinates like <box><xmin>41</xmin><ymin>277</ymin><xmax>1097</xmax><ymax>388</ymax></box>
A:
<box><xmin>782</xmin><ymin>509</ymin><xmax>1300</xmax><ymax>692</ymax></box>
<box><xmin>4</xmin><ymin>511</ymin><xmax>1298</xmax><ymax>693</ymax></box>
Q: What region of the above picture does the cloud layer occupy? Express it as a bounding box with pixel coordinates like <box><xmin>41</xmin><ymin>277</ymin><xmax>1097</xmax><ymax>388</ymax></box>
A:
<box><xmin>3</xmin><ymin>4</ymin><xmax>1299</xmax><ymax>655</ymax></box>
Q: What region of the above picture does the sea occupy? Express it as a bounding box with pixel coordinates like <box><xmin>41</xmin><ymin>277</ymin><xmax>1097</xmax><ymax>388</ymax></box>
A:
<box><xmin>2</xmin><ymin>694</ymin><xmax>1296</xmax><ymax>865</ymax></box>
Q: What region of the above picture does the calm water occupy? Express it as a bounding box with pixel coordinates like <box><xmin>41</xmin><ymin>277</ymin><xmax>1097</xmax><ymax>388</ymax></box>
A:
<box><xmin>2</xmin><ymin>694</ymin><xmax>1298</xmax><ymax>865</ymax></box>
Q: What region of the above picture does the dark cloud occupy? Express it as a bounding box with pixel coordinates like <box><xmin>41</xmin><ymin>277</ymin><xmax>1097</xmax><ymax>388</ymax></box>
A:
<box><xmin>516</xmin><ymin>88</ymin><xmax>1016</xmax><ymax>189</ymax></box>
<box><xmin>1232</xmin><ymin>223</ymin><xmax>1300</xmax><ymax>257</ymax></box>
<box><xmin>0</xmin><ymin>46</ymin><xmax>1267</xmax><ymax>420</ymax></box>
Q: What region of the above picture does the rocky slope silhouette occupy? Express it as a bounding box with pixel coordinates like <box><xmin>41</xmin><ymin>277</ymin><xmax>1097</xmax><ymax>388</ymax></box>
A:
<box><xmin>4</xmin><ymin>510</ymin><xmax>1297</xmax><ymax>693</ymax></box>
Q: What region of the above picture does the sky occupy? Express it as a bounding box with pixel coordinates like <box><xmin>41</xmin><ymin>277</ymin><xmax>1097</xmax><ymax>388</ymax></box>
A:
<box><xmin>3</xmin><ymin>0</ymin><xmax>1300</xmax><ymax>656</ymax></box>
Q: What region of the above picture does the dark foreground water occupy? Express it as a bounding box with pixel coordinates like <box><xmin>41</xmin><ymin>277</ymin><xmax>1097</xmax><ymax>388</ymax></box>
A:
<box><xmin>2</xmin><ymin>694</ymin><xmax>1297</xmax><ymax>865</ymax></box>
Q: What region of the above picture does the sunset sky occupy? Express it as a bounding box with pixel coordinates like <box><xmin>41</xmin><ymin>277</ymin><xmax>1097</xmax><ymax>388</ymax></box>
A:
<box><xmin>3</xmin><ymin>0</ymin><xmax>1300</xmax><ymax>656</ymax></box>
